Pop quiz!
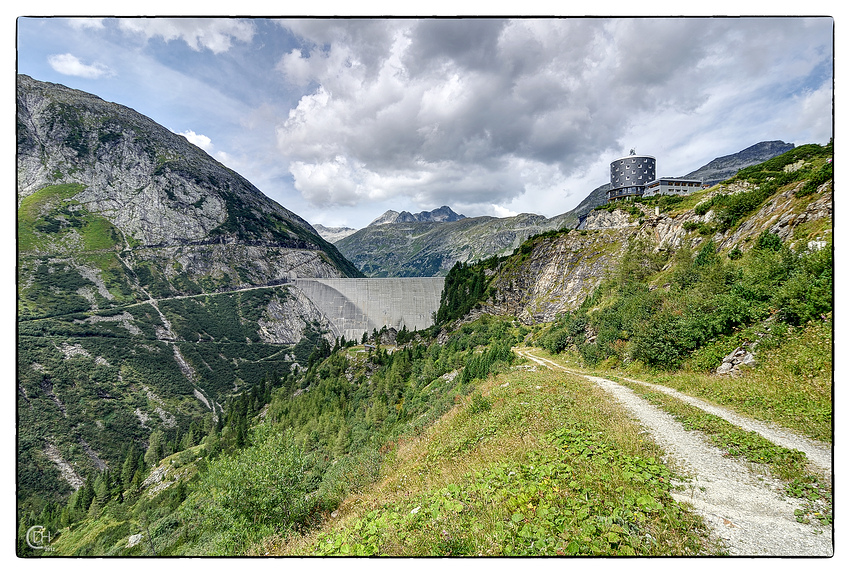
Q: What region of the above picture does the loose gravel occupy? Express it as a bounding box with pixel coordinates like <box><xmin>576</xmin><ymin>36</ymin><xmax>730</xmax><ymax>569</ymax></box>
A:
<box><xmin>516</xmin><ymin>350</ymin><xmax>834</xmax><ymax>556</ymax></box>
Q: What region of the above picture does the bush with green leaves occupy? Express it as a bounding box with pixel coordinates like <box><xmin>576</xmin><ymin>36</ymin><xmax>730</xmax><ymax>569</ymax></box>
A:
<box><xmin>179</xmin><ymin>425</ymin><xmax>315</xmax><ymax>554</ymax></box>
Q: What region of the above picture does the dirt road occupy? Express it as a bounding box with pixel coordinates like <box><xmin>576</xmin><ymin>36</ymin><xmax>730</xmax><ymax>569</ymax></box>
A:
<box><xmin>515</xmin><ymin>348</ymin><xmax>833</xmax><ymax>556</ymax></box>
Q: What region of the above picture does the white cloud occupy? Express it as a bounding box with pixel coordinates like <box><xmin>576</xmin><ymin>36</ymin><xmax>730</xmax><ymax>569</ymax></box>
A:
<box><xmin>47</xmin><ymin>53</ymin><xmax>112</xmax><ymax>79</ymax></box>
<box><xmin>66</xmin><ymin>18</ymin><xmax>106</xmax><ymax>30</ymax></box>
<box><xmin>270</xmin><ymin>18</ymin><xmax>832</xmax><ymax>218</ymax></box>
<box><xmin>277</xmin><ymin>49</ymin><xmax>314</xmax><ymax>87</ymax></box>
<box><xmin>788</xmin><ymin>82</ymin><xmax>834</xmax><ymax>145</ymax></box>
<box><xmin>117</xmin><ymin>18</ymin><xmax>255</xmax><ymax>54</ymax></box>
<box><xmin>174</xmin><ymin>130</ymin><xmax>236</xmax><ymax>168</ymax></box>
<box><xmin>177</xmin><ymin>129</ymin><xmax>213</xmax><ymax>151</ymax></box>
<box><xmin>491</xmin><ymin>204</ymin><xmax>518</xmax><ymax>218</ymax></box>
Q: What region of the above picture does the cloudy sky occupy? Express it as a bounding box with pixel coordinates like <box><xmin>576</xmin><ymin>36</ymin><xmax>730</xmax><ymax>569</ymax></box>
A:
<box><xmin>16</xmin><ymin>16</ymin><xmax>834</xmax><ymax>229</ymax></box>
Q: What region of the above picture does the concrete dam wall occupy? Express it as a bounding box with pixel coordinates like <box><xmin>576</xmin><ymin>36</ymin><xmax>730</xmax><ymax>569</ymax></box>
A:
<box><xmin>293</xmin><ymin>278</ymin><xmax>445</xmax><ymax>341</ymax></box>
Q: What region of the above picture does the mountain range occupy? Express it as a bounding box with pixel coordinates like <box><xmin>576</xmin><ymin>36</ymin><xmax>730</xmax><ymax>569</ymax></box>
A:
<box><xmin>314</xmin><ymin>206</ymin><xmax>466</xmax><ymax>243</ymax></box>
<box><xmin>369</xmin><ymin>205</ymin><xmax>466</xmax><ymax>226</ymax></box>
<box><xmin>331</xmin><ymin>140</ymin><xmax>796</xmax><ymax>277</ymax></box>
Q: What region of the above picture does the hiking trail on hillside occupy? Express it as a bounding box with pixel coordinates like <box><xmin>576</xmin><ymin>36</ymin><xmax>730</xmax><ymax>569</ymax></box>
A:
<box><xmin>515</xmin><ymin>348</ymin><xmax>833</xmax><ymax>557</ymax></box>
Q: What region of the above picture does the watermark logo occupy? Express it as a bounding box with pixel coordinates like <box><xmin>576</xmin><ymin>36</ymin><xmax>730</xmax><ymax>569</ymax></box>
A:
<box><xmin>26</xmin><ymin>525</ymin><xmax>56</xmax><ymax>551</ymax></box>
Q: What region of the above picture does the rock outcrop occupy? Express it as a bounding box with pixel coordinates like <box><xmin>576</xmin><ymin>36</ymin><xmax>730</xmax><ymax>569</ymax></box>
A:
<box><xmin>716</xmin><ymin>346</ymin><xmax>757</xmax><ymax>376</ymax></box>
<box><xmin>481</xmin><ymin>226</ymin><xmax>635</xmax><ymax>324</ymax></box>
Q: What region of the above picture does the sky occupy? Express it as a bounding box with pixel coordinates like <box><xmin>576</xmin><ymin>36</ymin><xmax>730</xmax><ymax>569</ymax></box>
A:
<box><xmin>15</xmin><ymin>15</ymin><xmax>834</xmax><ymax>230</ymax></box>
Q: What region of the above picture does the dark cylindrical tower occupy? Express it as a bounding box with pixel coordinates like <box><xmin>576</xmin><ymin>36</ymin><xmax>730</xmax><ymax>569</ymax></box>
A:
<box><xmin>608</xmin><ymin>151</ymin><xmax>656</xmax><ymax>201</ymax></box>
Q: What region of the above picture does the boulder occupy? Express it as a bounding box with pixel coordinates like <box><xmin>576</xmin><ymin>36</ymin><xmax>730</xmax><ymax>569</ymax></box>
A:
<box><xmin>716</xmin><ymin>346</ymin><xmax>757</xmax><ymax>376</ymax></box>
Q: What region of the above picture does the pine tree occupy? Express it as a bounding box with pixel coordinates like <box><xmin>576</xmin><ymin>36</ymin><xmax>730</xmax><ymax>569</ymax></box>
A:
<box><xmin>122</xmin><ymin>446</ymin><xmax>138</xmax><ymax>490</ymax></box>
<box><xmin>77</xmin><ymin>474</ymin><xmax>95</xmax><ymax>512</ymax></box>
<box><xmin>94</xmin><ymin>472</ymin><xmax>109</xmax><ymax>507</ymax></box>
<box><xmin>332</xmin><ymin>424</ymin><xmax>350</xmax><ymax>457</ymax></box>
<box><xmin>235</xmin><ymin>412</ymin><xmax>248</xmax><ymax>448</ymax></box>
<box><xmin>144</xmin><ymin>430</ymin><xmax>164</xmax><ymax>468</ymax></box>
<box><xmin>205</xmin><ymin>424</ymin><xmax>221</xmax><ymax>458</ymax></box>
<box><xmin>179</xmin><ymin>429</ymin><xmax>194</xmax><ymax>451</ymax></box>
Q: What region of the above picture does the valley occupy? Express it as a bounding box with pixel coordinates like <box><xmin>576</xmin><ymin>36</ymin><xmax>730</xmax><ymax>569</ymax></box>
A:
<box><xmin>16</xmin><ymin>74</ymin><xmax>832</xmax><ymax>558</ymax></box>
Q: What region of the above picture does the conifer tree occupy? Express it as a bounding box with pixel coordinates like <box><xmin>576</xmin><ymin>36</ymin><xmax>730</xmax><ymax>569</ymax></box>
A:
<box><xmin>122</xmin><ymin>446</ymin><xmax>138</xmax><ymax>490</ymax></box>
<box><xmin>94</xmin><ymin>472</ymin><xmax>109</xmax><ymax>507</ymax></box>
<box><xmin>144</xmin><ymin>429</ymin><xmax>164</xmax><ymax>468</ymax></box>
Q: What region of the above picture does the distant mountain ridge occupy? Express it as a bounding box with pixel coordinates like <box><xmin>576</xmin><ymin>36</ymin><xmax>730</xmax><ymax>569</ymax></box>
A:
<box><xmin>313</xmin><ymin>224</ymin><xmax>358</xmax><ymax>243</ymax></box>
<box><xmin>335</xmin><ymin>140</ymin><xmax>796</xmax><ymax>277</ymax></box>
<box><xmin>369</xmin><ymin>205</ymin><xmax>466</xmax><ymax>226</ymax></box>
<box><xmin>683</xmin><ymin>140</ymin><xmax>795</xmax><ymax>186</ymax></box>
<box><xmin>336</xmin><ymin>211</ymin><xmax>576</xmax><ymax>277</ymax></box>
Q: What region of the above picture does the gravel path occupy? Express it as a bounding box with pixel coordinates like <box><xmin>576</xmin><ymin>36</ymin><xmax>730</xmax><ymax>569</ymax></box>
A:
<box><xmin>618</xmin><ymin>375</ymin><xmax>832</xmax><ymax>477</ymax></box>
<box><xmin>516</xmin><ymin>349</ymin><xmax>834</xmax><ymax>556</ymax></box>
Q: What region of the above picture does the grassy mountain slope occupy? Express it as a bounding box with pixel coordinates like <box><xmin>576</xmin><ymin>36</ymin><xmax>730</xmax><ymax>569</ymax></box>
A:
<box><xmin>41</xmin><ymin>303</ymin><xmax>830</xmax><ymax>556</ymax></box>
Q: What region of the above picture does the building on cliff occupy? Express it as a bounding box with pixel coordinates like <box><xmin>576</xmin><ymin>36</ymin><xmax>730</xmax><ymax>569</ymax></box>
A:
<box><xmin>642</xmin><ymin>177</ymin><xmax>704</xmax><ymax>197</ymax></box>
<box><xmin>607</xmin><ymin>150</ymin><xmax>656</xmax><ymax>201</ymax></box>
<box><xmin>606</xmin><ymin>150</ymin><xmax>704</xmax><ymax>202</ymax></box>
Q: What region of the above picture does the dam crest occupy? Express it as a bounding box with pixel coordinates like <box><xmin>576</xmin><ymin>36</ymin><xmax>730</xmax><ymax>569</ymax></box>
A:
<box><xmin>292</xmin><ymin>278</ymin><xmax>445</xmax><ymax>341</ymax></box>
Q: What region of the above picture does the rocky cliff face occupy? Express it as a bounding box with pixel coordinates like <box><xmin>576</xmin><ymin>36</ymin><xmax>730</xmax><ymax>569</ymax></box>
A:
<box><xmin>478</xmin><ymin>158</ymin><xmax>832</xmax><ymax>325</ymax></box>
<box><xmin>481</xmin><ymin>224</ymin><xmax>635</xmax><ymax>324</ymax></box>
<box><xmin>17</xmin><ymin>74</ymin><xmax>359</xmax><ymax>283</ymax></box>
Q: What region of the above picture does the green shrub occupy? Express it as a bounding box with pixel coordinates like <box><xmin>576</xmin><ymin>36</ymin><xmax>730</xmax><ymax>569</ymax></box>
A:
<box><xmin>180</xmin><ymin>425</ymin><xmax>314</xmax><ymax>554</ymax></box>
<box><xmin>467</xmin><ymin>391</ymin><xmax>492</xmax><ymax>415</ymax></box>
<box><xmin>754</xmin><ymin>230</ymin><xmax>782</xmax><ymax>252</ymax></box>
<box><xmin>796</xmin><ymin>161</ymin><xmax>832</xmax><ymax>197</ymax></box>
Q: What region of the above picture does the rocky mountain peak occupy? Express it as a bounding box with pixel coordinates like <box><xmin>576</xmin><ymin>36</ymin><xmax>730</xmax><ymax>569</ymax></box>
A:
<box><xmin>683</xmin><ymin>140</ymin><xmax>795</xmax><ymax>186</ymax></box>
<box><xmin>368</xmin><ymin>205</ymin><xmax>466</xmax><ymax>226</ymax></box>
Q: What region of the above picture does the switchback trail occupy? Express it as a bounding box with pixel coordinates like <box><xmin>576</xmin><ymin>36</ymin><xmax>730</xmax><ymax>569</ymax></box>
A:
<box><xmin>514</xmin><ymin>348</ymin><xmax>833</xmax><ymax>556</ymax></box>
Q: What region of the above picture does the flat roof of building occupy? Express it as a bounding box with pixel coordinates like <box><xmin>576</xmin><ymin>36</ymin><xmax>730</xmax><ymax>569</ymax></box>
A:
<box><xmin>611</xmin><ymin>155</ymin><xmax>656</xmax><ymax>163</ymax></box>
<box><xmin>645</xmin><ymin>177</ymin><xmax>703</xmax><ymax>185</ymax></box>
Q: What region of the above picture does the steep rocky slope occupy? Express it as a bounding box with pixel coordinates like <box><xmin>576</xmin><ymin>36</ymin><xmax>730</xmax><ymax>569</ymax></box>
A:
<box><xmin>473</xmin><ymin>144</ymin><xmax>832</xmax><ymax>325</ymax></box>
<box><xmin>17</xmin><ymin>74</ymin><xmax>359</xmax><ymax>283</ymax></box>
<box><xmin>16</xmin><ymin>75</ymin><xmax>359</xmax><ymax>505</ymax></box>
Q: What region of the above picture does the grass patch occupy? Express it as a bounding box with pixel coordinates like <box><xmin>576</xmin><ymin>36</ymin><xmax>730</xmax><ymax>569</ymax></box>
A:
<box><xmin>18</xmin><ymin>183</ymin><xmax>121</xmax><ymax>253</ymax></box>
